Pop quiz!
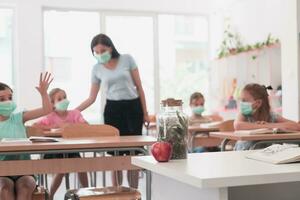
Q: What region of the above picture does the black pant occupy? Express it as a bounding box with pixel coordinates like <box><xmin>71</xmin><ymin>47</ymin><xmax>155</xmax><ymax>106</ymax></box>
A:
<box><xmin>104</xmin><ymin>98</ymin><xmax>143</xmax><ymax>136</ymax></box>
<box><xmin>104</xmin><ymin>98</ymin><xmax>143</xmax><ymax>155</ymax></box>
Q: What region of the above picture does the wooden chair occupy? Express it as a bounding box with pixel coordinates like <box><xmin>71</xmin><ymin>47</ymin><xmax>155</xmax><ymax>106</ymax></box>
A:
<box><xmin>65</xmin><ymin>186</ymin><xmax>141</xmax><ymax>200</ymax></box>
<box><xmin>62</xmin><ymin>124</ymin><xmax>141</xmax><ymax>200</ymax></box>
<box><xmin>61</xmin><ymin>124</ymin><xmax>119</xmax><ymax>138</ymax></box>
<box><xmin>32</xmin><ymin>186</ymin><xmax>49</xmax><ymax>200</ymax></box>
<box><xmin>217</xmin><ymin>120</ymin><xmax>234</xmax><ymax>132</ymax></box>
<box><xmin>216</xmin><ymin>120</ymin><xmax>235</xmax><ymax>150</ymax></box>
<box><xmin>26</xmin><ymin>126</ymin><xmax>44</xmax><ymax>137</ymax></box>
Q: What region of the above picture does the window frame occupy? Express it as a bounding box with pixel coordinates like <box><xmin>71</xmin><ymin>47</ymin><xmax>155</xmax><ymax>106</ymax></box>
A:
<box><xmin>42</xmin><ymin>7</ymin><xmax>209</xmax><ymax>113</ymax></box>
<box><xmin>0</xmin><ymin>5</ymin><xmax>17</xmax><ymax>98</ymax></box>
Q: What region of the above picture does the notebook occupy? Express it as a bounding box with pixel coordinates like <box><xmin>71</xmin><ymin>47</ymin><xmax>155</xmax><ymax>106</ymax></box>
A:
<box><xmin>234</xmin><ymin>128</ymin><xmax>295</xmax><ymax>135</ymax></box>
<box><xmin>246</xmin><ymin>144</ymin><xmax>300</xmax><ymax>164</ymax></box>
<box><xmin>1</xmin><ymin>138</ymin><xmax>30</xmax><ymax>142</ymax></box>
<box><xmin>29</xmin><ymin>136</ymin><xmax>61</xmax><ymax>143</ymax></box>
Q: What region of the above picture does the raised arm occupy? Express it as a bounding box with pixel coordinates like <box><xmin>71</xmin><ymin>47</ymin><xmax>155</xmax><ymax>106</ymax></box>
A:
<box><xmin>23</xmin><ymin>72</ymin><xmax>53</xmax><ymax>123</ymax></box>
<box><xmin>76</xmin><ymin>83</ymin><xmax>100</xmax><ymax>112</ymax></box>
<box><xmin>131</xmin><ymin>68</ymin><xmax>150</xmax><ymax>125</ymax></box>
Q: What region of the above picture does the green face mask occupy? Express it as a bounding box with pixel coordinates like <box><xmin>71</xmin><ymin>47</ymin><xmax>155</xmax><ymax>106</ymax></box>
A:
<box><xmin>0</xmin><ymin>101</ymin><xmax>17</xmax><ymax>117</ymax></box>
<box><xmin>94</xmin><ymin>51</ymin><xmax>112</xmax><ymax>64</ymax></box>
<box><xmin>192</xmin><ymin>106</ymin><xmax>205</xmax><ymax>115</ymax></box>
<box><xmin>55</xmin><ymin>99</ymin><xmax>70</xmax><ymax>111</ymax></box>
<box><xmin>240</xmin><ymin>102</ymin><xmax>253</xmax><ymax>116</ymax></box>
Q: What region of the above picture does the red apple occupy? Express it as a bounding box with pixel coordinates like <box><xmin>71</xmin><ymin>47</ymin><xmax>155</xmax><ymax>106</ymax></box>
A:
<box><xmin>151</xmin><ymin>141</ymin><xmax>172</xmax><ymax>162</ymax></box>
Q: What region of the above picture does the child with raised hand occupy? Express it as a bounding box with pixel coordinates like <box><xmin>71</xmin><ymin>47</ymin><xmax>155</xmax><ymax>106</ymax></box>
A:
<box><xmin>33</xmin><ymin>88</ymin><xmax>88</xmax><ymax>200</ymax></box>
<box><xmin>234</xmin><ymin>83</ymin><xmax>300</xmax><ymax>150</ymax></box>
<box><xmin>0</xmin><ymin>72</ymin><xmax>53</xmax><ymax>200</ymax></box>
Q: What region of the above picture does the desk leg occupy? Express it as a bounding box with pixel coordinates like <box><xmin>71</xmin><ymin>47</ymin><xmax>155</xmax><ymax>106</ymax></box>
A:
<box><xmin>136</xmin><ymin>147</ymin><xmax>152</xmax><ymax>200</ymax></box>
<box><xmin>221</xmin><ymin>139</ymin><xmax>230</xmax><ymax>151</ymax></box>
<box><xmin>146</xmin><ymin>170</ymin><xmax>152</xmax><ymax>200</ymax></box>
<box><xmin>249</xmin><ymin>141</ymin><xmax>260</xmax><ymax>150</ymax></box>
<box><xmin>188</xmin><ymin>132</ymin><xmax>196</xmax><ymax>153</ymax></box>
<box><xmin>64</xmin><ymin>153</ymin><xmax>70</xmax><ymax>190</ymax></box>
<box><xmin>189</xmin><ymin>132</ymin><xmax>209</xmax><ymax>152</ymax></box>
<box><xmin>101</xmin><ymin>152</ymin><xmax>106</xmax><ymax>187</ymax></box>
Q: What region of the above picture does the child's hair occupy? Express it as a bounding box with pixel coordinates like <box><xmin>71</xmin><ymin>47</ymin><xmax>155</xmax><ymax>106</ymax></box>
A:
<box><xmin>49</xmin><ymin>88</ymin><xmax>66</xmax><ymax>103</ymax></box>
<box><xmin>243</xmin><ymin>83</ymin><xmax>271</xmax><ymax>121</ymax></box>
<box><xmin>0</xmin><ymin>82</ymin><xmax>12</xmax><ymax>92</ymax></box>
<box><xmin>190</xmin><ymin>92</ymin><xmax>204</xmax><ymax>105</ymax></box>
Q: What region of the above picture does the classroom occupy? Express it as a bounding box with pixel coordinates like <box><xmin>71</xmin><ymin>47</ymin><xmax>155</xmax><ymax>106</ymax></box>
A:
<box><xmin>0</xmin><ymin>0</ymin><xmax>300</xmax><ymax>199</ymax></box>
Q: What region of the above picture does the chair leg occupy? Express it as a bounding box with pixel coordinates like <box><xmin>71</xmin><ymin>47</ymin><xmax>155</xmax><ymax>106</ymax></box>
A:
<box><xmin>101</xmin><ymin>152</ymin><xmax>106</xmax><ymax>187</ymax></box>
<box><xmin>45</xmin><ymin>174</ymin><xmax>48</xmax><ymax>189</ymax></box>
<box><xmin>89</xmin><ymin>172</ymin><xmax>94</xmax><ymax>187</ymax></box>
<box><xmin>75</xmin><ymin>173</ymin><xmax>80</xmax><ymax>188</ymax></box>
<box><xmin>65</xmin><ymin>173</ymin><xmax>70</xmax><ymax>190</ymax></box>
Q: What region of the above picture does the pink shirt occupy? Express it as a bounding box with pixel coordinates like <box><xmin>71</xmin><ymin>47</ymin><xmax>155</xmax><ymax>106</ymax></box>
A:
<box><xmin>36</xmin><ymin>109</ymin><xmax>86</xmax><ymax>127</ymax></box>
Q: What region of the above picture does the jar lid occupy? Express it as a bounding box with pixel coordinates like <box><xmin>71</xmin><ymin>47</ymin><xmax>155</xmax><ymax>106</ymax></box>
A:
<box><xmin>161</xmin><ymin>98</ymin><xmax>183</xmax><ymax>107</ymax></box>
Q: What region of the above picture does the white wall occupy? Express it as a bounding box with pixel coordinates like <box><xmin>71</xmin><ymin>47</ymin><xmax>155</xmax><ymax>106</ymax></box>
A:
<box><xmin>209</xmin><ymin>0</ymin><xmax>300</xmax><ymax>120</ymax></box>
<box><xmin>280</xmin><ymin>0</ymin><xmax>300</xmax><ymax>120</ymax></box>
<box><xmin>209</xmin><ymin>0</ymin><xmax>284</xmax><ymax>59</ymax></box>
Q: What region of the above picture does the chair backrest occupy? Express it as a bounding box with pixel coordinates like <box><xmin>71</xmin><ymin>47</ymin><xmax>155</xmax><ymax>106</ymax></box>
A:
<box><xmin>61</xmin><ymin>124</ymin><xmax>120</xmax><ymax>138</ymax></box>
<box><xmin>217</xmin><ymin>120</ymin><xmax>234</xmax><ymax>132</ymax></box>
<box><xmin>26</xmin><ymin>126</ymin><xmax>44</xmax><ymax>137</ymax></box>
<box><xmin>148</xmin><ymin>114</ymin><xmax>156</xmax><ymax>123</ymax></box>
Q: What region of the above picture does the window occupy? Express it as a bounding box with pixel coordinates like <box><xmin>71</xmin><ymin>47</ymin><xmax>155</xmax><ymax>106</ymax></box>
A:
<box><xmin>43</xmin><ymin>10</ymin><xmax>209</xmax><ymax>117</ymax></box>
<box><xmin>0</xmin><ymin>8</ymin><xmax>14</xmax><ymax>86</ymax></box>
<box><xmin>158</xmin><ymin>15</ymin><xmax>209</xmax><ymax>112</ymax></box>
<box><xmin>44</xmin><ymin>10</ymin><xmax>101</xmax><ymax>123</ymax></box>
<box><xmin>104</xmin><ymin>15</ymin><xmax>155</xmax><ymax>113</ymax></box>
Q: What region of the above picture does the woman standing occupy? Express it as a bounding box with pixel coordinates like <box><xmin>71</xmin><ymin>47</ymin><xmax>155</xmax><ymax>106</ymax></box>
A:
<box><xmin>77</xmin><ymin>33</ymin><xmax>150</xmax><ymax>188</ymax></box>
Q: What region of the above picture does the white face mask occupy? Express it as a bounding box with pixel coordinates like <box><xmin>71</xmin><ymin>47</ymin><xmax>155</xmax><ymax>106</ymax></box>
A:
<box><xmin>0</xmin><ymin>101</ymin><xmax>17</xmax><ymax>117</ymax></box>
<box><xmin>94</xmin><ymin>51</ymin><xmax>112</xmax><ymax>64</ymax></box>
<box><xmin>55</xmin><ymin>99</ymin><xmax>70</xmax><ymax>111</ymax></box>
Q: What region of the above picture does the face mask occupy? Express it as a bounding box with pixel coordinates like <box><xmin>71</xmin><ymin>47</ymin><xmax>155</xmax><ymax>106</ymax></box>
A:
<box><xmin>240</xmin><ymin>101</ymin><xmax>253</xmax><ymax>116</ymax></box>
<box><xmin>55</xmin><ymin>99</ymin><xmax>70</xmax><ymax>111</ymax></box>
<box><xmin>0</xmin><ymin>101</ymin><xmax>17</xmax><ymax>117</ymax></box>
<box><xmin>94</xmin><ymin>51</ymin><xmax>112</xmax><ymax>64</ymax></box>
<box><xmin>192</xmin><ymin>106</ymin><xmax>205</xmax><ymax>115</ymax></box>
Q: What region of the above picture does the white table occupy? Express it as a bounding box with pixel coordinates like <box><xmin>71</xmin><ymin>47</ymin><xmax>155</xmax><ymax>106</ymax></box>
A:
<box><xmin>132</xmin><ymin>151</ymin><xmax>300</xmax><ymax>200</ymax></box>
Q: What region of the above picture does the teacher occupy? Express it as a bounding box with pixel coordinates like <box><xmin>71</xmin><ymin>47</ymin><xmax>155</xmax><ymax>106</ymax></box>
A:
<box><xmin>77</xmin><ymin>33</ymin><xmax>150</xmax><ymax>188</ymax></box>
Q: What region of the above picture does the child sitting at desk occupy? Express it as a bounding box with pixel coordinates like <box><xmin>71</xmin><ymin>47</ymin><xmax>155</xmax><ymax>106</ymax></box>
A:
<box><xmin>189</xmin><ymin>92</ymin><xmax>222</xmax><ymax>153</ymax></box>
<box><xmin>234</xmin><ymin>83</ymin><xmax>300</xmax><ymax>150</ymax></box>
<box><xmin>0</xmin><ymin>73</ymin><xmax>53</xmax><ymax>200</ymax></box>
<box><xmin>189</xmin><ymin>92</ymin><xmax>222</xmax><ymax>126</ymax></box>
<box><xmin>33</xmin><ymin>88</ymin><xmax>88</xmax><ymax>200</ymax></box>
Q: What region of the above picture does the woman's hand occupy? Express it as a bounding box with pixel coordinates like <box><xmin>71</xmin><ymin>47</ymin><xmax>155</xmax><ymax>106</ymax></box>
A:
<box><xmin>35</xmin><ymin>72</ymin><xmax>53</xmax><ymax>95</ymax></box>
<box><xmin>143</xmin><ymin>114</ymin><xmax>150</xmax><ymax>127</ymax></box>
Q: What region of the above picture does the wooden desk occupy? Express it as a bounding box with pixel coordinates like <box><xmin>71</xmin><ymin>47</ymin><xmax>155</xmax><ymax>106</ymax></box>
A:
<box><xmin>0</xmin><ymin>136</ymin><xmax>156</xmax><ymax>200</ymax></box>
<box><xmin>189</xmin><ymin>125</ymin><xmax>220</xmax><ymax>150</ymax></box>
<box><xmin>132</xmin><ymin>152</ymin><xmax>300</xmax><ymax>200</ymax></box>
<box><xmin>43</xmin><ymin>130</ymin><xmax>62</xmax><ymax>137</ymax></box>
<box><xmin>147</xmin><ymin>122</ymin><xmax>221</xmax><ymax>150</ymax></box>
<box><xmin>147</xmin><ymin>122</ymin><xmax>220</xmax><ymax>132</ymax></box>
<box><xmin>188</xmin><ymin>126</ymin><xmax>219</xmax><ymax>133</ymax></box>
<box><xmin>210</xmin><ymin>131</ymin><xmax>300</xmax><ymax>151</ymax></box>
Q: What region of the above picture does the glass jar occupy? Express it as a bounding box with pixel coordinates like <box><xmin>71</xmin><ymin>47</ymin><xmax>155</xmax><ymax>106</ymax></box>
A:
<box><xmin>157</xmin><ymin>98</ymin><xmax>188</xmax><ymax>160</ymax></box>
